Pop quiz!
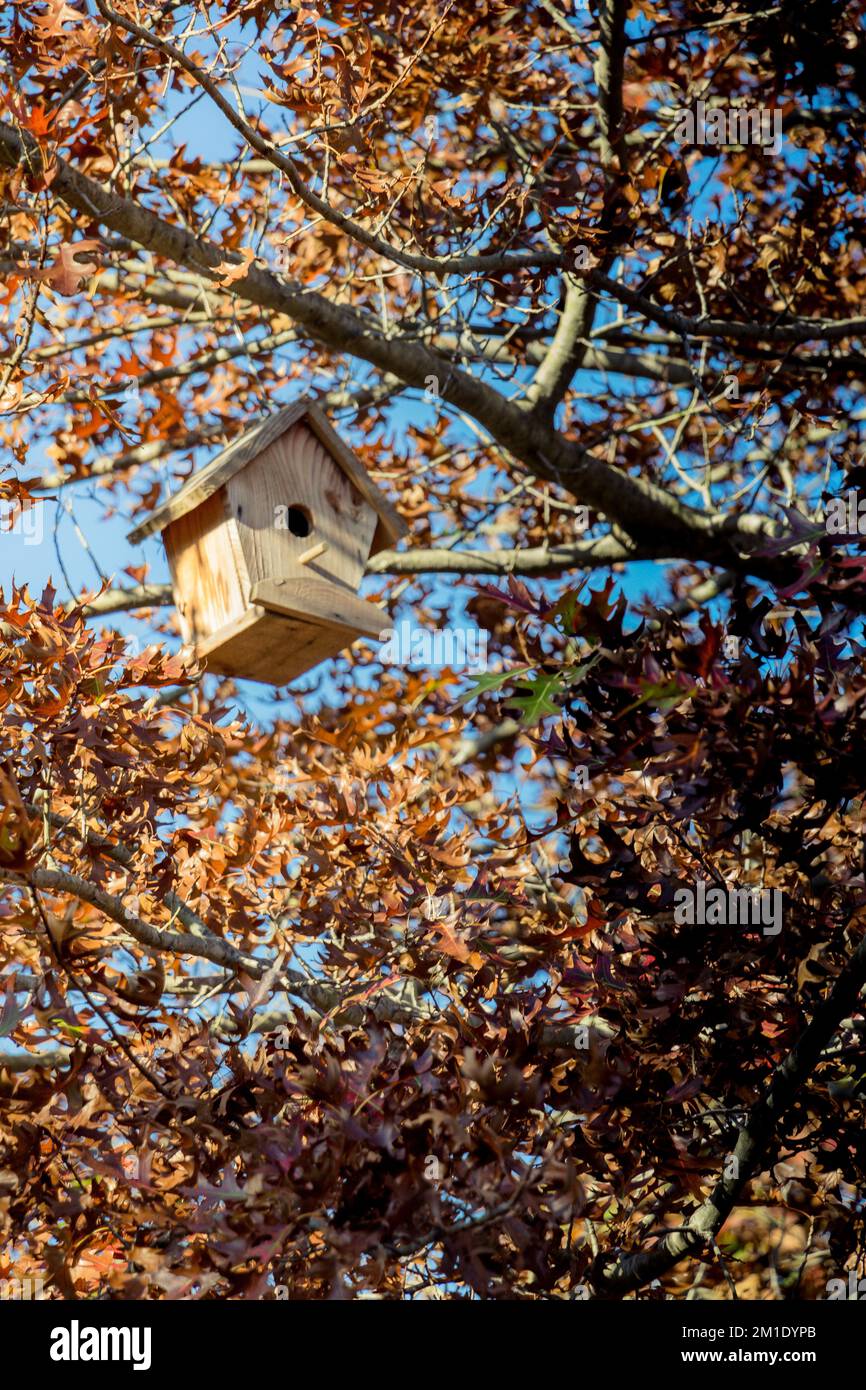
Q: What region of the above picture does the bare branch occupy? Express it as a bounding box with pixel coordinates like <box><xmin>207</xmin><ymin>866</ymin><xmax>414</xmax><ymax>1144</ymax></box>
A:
<box><xmin>93</xmin><ymin>0</ymin><xmax>560</xmax><ymax>280</ymax></box>
<box><xmin>590</xmin><ymin>269</ymin><xmax>866</xmax><ymax>345</ymax></box>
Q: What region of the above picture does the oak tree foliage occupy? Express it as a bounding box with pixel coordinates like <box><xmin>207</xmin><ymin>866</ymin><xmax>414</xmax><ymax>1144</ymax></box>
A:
<box><xmin>1</xmin><ymin>0</ymin><xmax>866</xmax><ymax>1299</ymax></box>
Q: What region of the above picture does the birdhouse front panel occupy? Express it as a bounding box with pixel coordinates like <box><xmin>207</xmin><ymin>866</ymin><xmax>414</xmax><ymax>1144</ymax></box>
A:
<box><xmin>225</xmin><ymin>421</ymin><xmax>378</xmax><ymax>595</ymax></box>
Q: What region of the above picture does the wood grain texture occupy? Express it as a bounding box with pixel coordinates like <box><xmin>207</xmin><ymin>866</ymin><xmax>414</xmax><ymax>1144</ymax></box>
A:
<box><xmin>305</xmin><ymin>403</ymin><xmax>407</xmax><ymax>551</ymax></box>
<box><xmin>163</xmin><ymin>492</ymin><xmax>248</xmax><ymax>642</ymax></box>
<box><xmin>194</xmin><ymin>605</ymin><xmax>362</xmax><ymax>685</ymax></box>
<box><xmin>227</xmin><ymin>422</ymin><xmax>378</xmax><ymax>593</ymax></box>
<box><xmin>250</xmin><ymin>577</ymin><xmax>386</xmax><ymax>639</ymax></box>
<box><xmin>126</xmin><ymin>401</ymin><xmax>308</xmax><ymax>544</ymax></box>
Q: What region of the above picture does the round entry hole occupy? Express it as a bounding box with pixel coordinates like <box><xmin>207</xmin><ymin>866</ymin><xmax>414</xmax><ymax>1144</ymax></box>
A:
<box><xmin>286</xmin><ymin>505</ymin><xmax>312</xmax><ymax>538</ymax></box>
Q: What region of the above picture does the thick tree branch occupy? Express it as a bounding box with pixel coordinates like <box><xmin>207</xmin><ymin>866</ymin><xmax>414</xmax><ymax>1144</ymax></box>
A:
<box><xmin>367</xmin><ymin>535</ymin><xmax>638</xmax><ymax>574</ymax></box>
<box><xmin>83</xmin><ymin>582</ymin><xmax>173</xmax><ymax>615</ymax></box>
<box><xmin>3</xmin><ymin>865</ymin><xmax>263</xmax><ymax>975</ymax></box>
<box><xmin>593</xmin><ymin>0</ymin><xmax>628</xmax><ymax>173</ymax></box>
<box><xmin>0</xmin><ymin>118</ymin><xmax>802</xmax><ymax>571</ymax></box>
<box><xmin>81</xmin><ymin>537</ymin><xmax>648</xmax><ymax>618</ymax></box>
<box><xmin>525</xmin><ymin>277</ymin><xmax>596</xmax><ymax>415</ymax></box>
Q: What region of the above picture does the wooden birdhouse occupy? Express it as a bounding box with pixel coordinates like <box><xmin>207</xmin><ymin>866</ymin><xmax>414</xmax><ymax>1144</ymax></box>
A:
<box><xmin>127</xmin><ymin>398</ymin><xmax>406</xmax><ymax>685</ymax></box>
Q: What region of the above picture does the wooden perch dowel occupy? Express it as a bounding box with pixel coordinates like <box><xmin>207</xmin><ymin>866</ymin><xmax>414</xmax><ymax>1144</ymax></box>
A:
<box><xmin>297</xmin><ymin>540</ymin><xmax>328</xmax><ymax>566</ymax></box>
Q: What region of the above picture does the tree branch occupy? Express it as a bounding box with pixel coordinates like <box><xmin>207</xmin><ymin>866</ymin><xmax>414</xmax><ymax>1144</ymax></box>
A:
<box><xmin>525</xmin><ymin>0</ymin><xmax>629</xmax><ymax>420</ymax></box>
<box><xmin>0</xmin><ymin>117</ymin><xmax>800</xmax><ymax>571</ymax></box>
<box><xmin>589</xmin><ymin>269</ymin><xmax>866</xmax><ymax>345</ymax></box>
<box><xmin>93</xmin><ymin>0</ymin><xmax>560</xmax><ymax>280</ymax></box>
<box><xmin>590</xmin><ymin>920</ymin><xmax>866</xmax><ymax>1295</ymax></box>
<box><xmin>80</xmin><ymin>537</ymin><xmax>648</xmax><ymax>619</ymax></box>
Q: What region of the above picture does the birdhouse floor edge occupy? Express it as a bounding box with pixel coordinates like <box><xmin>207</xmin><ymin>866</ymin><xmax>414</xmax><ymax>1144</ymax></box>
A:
<box><xmin>189</xmin><ymin>578</ymin><xmax>387</xmax><ymax>686</ymax></box>
<box><xmin>250</xmin><ymin>577</ymin><xmax>385</xmax><ymax>640</ymax></box>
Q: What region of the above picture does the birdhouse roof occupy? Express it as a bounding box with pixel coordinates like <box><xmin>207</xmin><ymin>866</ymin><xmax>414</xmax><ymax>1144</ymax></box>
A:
<box><xmin>126</xmin><ymin>397</ymin><xmax>407</xmax><ymax>549</ymax></box>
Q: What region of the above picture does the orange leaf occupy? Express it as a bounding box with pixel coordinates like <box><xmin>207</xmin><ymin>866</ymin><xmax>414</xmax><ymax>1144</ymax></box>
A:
<box><xmin>34</xmin><ymin>240</ymin><xmax>101</xmax><ymax>296</ymax></box>
<box><xmin>213</xmin><ymin>245</ymin><xmax>255</xmax><ymax>286</ymax></box>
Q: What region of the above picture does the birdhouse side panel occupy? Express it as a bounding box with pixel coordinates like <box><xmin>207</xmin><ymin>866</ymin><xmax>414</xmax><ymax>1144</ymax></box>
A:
<box><xmin>163</xmin><ymin>492</ymin><xmax>249</xmax><ymax>643</ymax></box>
<box><xmin>226</xmin><ymin>423</ymin><xmax>378</xmax><ymax>595</ymax></box>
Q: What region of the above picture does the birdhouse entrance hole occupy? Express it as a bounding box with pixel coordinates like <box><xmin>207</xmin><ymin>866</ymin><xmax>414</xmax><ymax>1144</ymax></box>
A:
<box><xmin>281</xmin><ymin>505</ymin><xmax>312</xmax><ymax>537</ymax></box>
